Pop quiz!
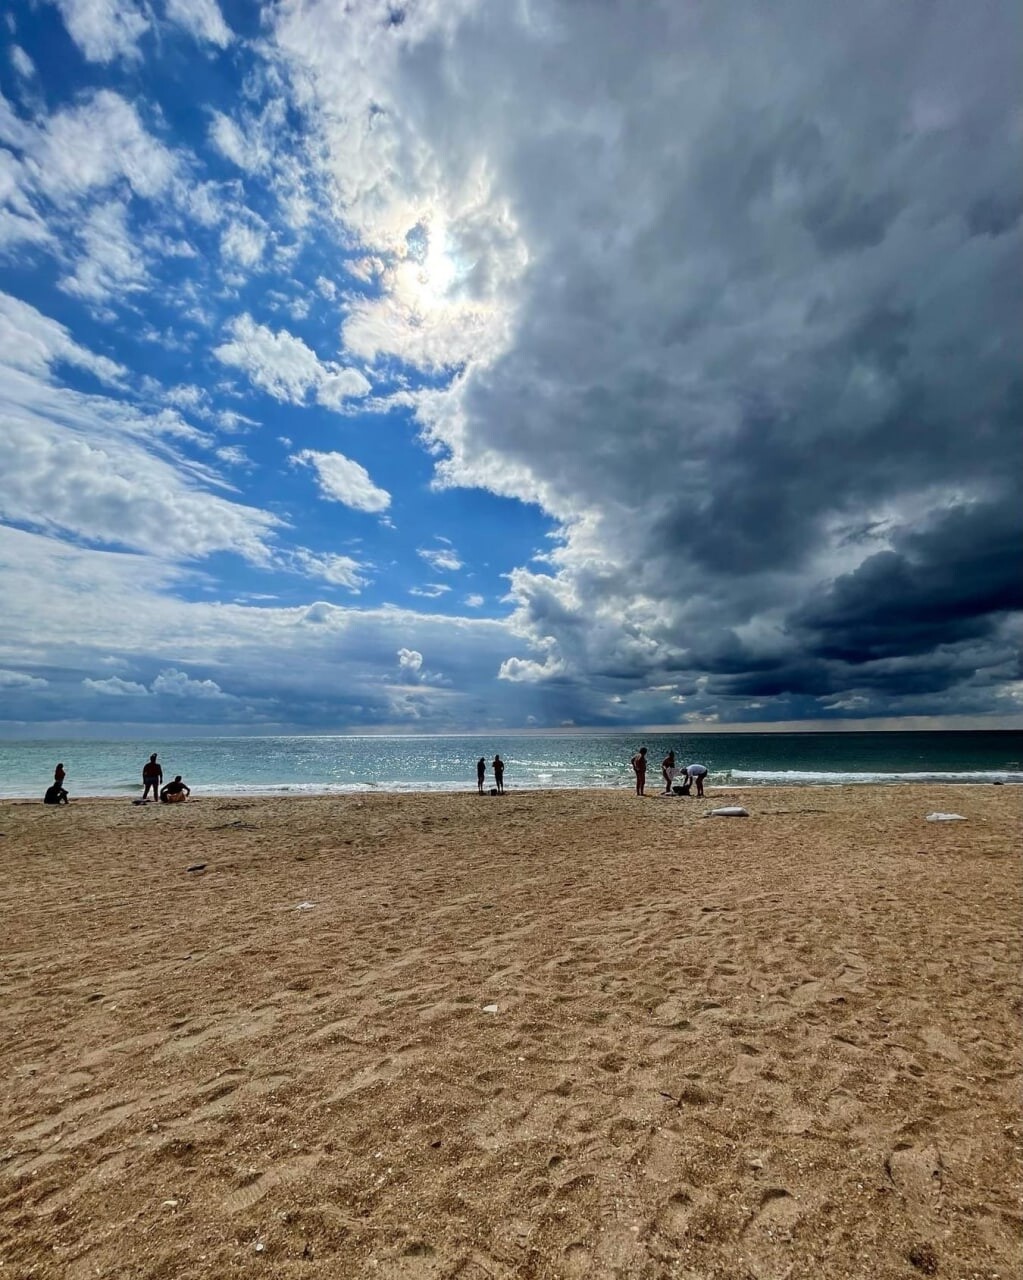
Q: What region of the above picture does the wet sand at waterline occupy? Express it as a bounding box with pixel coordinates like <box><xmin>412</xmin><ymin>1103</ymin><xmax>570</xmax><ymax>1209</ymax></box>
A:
<box><xmin>1</xmin><ymin>786</ymin><xmax>1019</xmax><ymax>1279</ymax></box>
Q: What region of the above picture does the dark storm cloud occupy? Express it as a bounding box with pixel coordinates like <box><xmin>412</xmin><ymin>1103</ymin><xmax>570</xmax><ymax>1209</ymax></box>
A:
<box><xmin>415</xmin><ymin>0</ymin><xmax>1023</xmax><ymax>721</ymax></box>
<box><xmin>792</xmin><ymin>500</ymin><xmax>1023</xmax><ymax>662</ymax></box>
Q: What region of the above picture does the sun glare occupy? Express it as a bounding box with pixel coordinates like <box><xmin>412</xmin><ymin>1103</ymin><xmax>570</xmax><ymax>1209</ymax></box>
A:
<box><xmin>397</xmin><ymin>218</ymin><xmax>458</xmax><ymax>312</ymax></box>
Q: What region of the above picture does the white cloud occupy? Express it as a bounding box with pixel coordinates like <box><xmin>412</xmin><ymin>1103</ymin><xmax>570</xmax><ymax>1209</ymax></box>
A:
<box><xmin>221</xmin><ymin>220</ymin><xmax>267</xmax><ymax>267</ymax></box>
<box><xmin>31</xmin><ymin>91</ymin><xmax>179</xmax><ymax>203</ymax></box>
<box><xmin>151</xmin><ymin>667</ymin><xmax>227</xmax><ymax>698</ymax></box>
<box><xmin>0</xmin><ymin>669</ymin><xmax>48</xmax><ymax>689</ymax></box>
<box><xmin>213</xmin><ymin>313</ymin><xmax>371</xmax><ymax>408</ymax></box>
<box><xmin>60</xmin><ymin>200</ymin><xmax>147</xmax><ymax>301</ymax></box>
<box><xmin>418</xmin><ymin>545</ymin><xmax>463</xmax><ymax>573</ymax></box>
<box><xmin>289</xmin><ymin>548</ymin><xmax>369</xmax><ymax>591</ymax></box>
<box><xmin>53</xmin><ymin>0</ymin><xmax>149</xmax><ymax>63</ymax></box>
<box><xmin>292</xmin><ymin>449</ymin><xmax>391</xmax><ymax>514</ymax></box>
<box><xmin>397</xmin><ymin>648</ymin><xmax>423</xmax><ymax>672</ymax></box>
<box><xmin>209</xmin><ymin>111</ymin><xmax>271</xmax><ymax>173</ymax></box>
<box><xmin>83</xmin><ymin>675</ymin><xmax>149</xmax><ymax>696</ymax></box>
<box><xmin>409</xmin><ymin>583</ymin><xmax>451</xmax><ymax>599</ymax></box>
<box><xmin>498</xmin><ymin>655</ymin><xmax>566</xmax><ymax>683</ymax></box>
<box><xmin>0</xmin><ymin>291</ymin><xmax>124</xmax><ymax>384</ymax></box>
<box><xmin>464</xmin><ymin>593</ymin><xmax>484</xmax><ymax>608</ymax></box>
<box><xmin>165</xmin><ymin>0</ymin><xmax>232</xmax><ymax>48</ymax></box>
<box><xmin>9</xmin><ymin>46</ymin><xmax>35</xmax><ymax>78</ymax></box>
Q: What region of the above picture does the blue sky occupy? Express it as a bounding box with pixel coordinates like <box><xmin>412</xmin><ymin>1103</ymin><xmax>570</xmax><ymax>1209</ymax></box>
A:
<box><xmin>1</xmin><ymin>0</ymin><xmax>1020</xmax><ymax>735</ymax></box>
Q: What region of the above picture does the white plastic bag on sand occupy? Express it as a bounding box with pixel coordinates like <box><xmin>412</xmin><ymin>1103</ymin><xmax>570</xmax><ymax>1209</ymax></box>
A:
<box><xmin>708</xmin><ymin>806</ymin><xmax>749</xmax><ymax>817</ymax></box>
<box><xmin>925</xmin><ymin>812</ymin><xmax>967</xmax><ymax>822</ymax></box>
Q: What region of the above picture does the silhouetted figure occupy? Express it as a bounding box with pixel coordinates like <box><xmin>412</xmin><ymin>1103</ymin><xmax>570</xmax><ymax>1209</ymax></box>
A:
<box><xmin>142</xmin><ymin>753</ymin><xmax>162</xmax><ymax>801</ymax></box>
<box><xmin>160</xmin><ymin>775</ymin><xmax>190</xmax><ymax>804</ymax></box>
<box><xmin>54</xmin><ymin>762</ymin><xmax>66</xmax><ymax>789</ymax></box>
<box><xmin>661</xmin><ymin>750</ymin><xmax>676</xmax><ymax>794</ymax></box>
<box><xmin>631</xmin><ymin>746</ymin><xmax>648</xmax><ymax>796</ymax></box>
<box><xmin>477</xmin><ymin>756</ymin><xmax>486</xmax><ymax>794</ymax></box>
<box><xmin>44</xmin><ymin>784</ymin><xmax>69</xmax><ymax>805</ymax></box>
<box><xmin>493</xmin><ymin>754</ymin><xmax>504</xmax><ymax>795</ymax></box>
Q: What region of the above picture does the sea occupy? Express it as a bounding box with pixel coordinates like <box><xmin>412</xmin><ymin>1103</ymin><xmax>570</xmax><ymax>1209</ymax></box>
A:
<box><xmin>1</xmin><ymin>731</ymin><xmax>1021</xmax><ymax>800</ymax></box>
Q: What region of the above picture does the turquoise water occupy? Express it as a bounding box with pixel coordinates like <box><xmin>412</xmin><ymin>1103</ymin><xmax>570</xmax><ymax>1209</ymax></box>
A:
<box><xmin>1</xmin><ymin>732</ymin><xmax>1021</xmax><ymax>799</ymax></box>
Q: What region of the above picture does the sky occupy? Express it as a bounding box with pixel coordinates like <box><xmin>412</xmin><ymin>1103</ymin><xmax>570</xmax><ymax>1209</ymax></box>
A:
<box><xmin>0</xmin><ymin>0</ymin><xmax>1020</xmax><ymax>737</ymax></box>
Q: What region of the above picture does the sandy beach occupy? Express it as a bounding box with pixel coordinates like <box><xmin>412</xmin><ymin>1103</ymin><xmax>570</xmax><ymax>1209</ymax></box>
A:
<box><xmin>0</xmin><ymin>785</ymin><xmax>1019</xmax><ymax>1279</ymax></box>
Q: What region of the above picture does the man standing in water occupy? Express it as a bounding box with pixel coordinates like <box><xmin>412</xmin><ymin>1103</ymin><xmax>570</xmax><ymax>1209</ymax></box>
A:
<box><xmin>631</xmin><ymin>746</ymin><xmax>648</xmax><ymax>796</ymax></box>
<box><xmin>142</xmin><ymin>753</ymin><xmax>162</xmax><ymax>801</ymax></box>
<box><xmin>476</xmin><ymin>756</ymin><xmax>486</xmax><ymax>794</ymax></box>
<box><xmin>493</xmin><ymin>754</ymin><xmax>505</xmax><ymax>795</ymax></box>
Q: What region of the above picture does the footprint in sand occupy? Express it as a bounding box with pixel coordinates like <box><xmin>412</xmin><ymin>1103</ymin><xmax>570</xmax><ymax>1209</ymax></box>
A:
<box><xmin>562</xmin><ymin>1242</ymin><xmax>592</xmax><ymax>1277</ymax></box>
<box><xmin>886</xmin><ymin>1142</ymin><xmax>943</xmax><ymax>1210</ymax></box>
<box><xmin>221</xmin><ymin>1152</ymin><xmax>320</xmax><ymax>1213</ymax></box>
<box><xmin>743</xmin><ymin>1187</ymin><xmax>801</xmax><ymax>1235</ymax></box>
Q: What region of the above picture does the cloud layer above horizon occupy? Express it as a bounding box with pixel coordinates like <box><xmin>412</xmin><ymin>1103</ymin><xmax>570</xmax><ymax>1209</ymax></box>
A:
<box><xmin>1</xmin><ymin>0</ymin><xmax>1020</xmax><ymax>734</ymax></box>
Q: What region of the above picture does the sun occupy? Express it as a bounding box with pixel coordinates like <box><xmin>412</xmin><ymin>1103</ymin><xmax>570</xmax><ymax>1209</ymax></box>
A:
<box><xmin>395</xmin><ymin>218</ymin><xmax>458</xmax><ymax>312</ymax></box>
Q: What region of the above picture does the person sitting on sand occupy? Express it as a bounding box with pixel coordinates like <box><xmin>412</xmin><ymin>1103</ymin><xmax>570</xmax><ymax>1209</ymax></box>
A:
<box><xmin>631</xmin><ymin>746</ymin><xmax>648</xmax><ymax>796</ymax></box>
<box><xmin>684</xmin><ymin>762</ymin><xmax>709</xmax><ymax>797</ymax></box>
<box><xmin>142</xmin><ymin>753</ymin><xmax>162</xmax><ymax>801</ymax></box>
<box><xmin>477</xmin><ymin>756</ymin><xmax>486</xmax><ymax>794</ymax></box>
<box><xmin>160</xmin><ymin>775</ymin><xmax>191</xmax><ymax>804</ymax></box>
<box><xmin>493</xmin><ymin>754</ymin><xmax>505</xmax><ymax>795</ymax></box>
<box><xmin>43</xmin><ymin>783</ymin><xmax>69</xmax><ymax>805</ymax></box>
<box><xmin>661</xmin><ymin>750</ymin><xmax>676</xmax><ymax>794</ymax></box>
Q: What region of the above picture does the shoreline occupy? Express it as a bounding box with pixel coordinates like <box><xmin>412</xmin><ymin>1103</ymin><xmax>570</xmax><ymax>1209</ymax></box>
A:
<box><xmin>1</xmin><ymin>784</ymin><xmax>1019</xmax><ymax>1277</ymax></box>
<box><xmin>2</xmin><ymin>777</ymin><xmax>1020</xmax><ymax>803</ymax></box>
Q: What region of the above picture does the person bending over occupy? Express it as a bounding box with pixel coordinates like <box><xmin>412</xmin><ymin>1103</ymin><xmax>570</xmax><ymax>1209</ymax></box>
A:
<box><xmin>685</xmin><ymin>763</ymin><xmax>709</xmax><ymax>797</ymax></box>
<box><xmin>160</xmin><ymin>775</ymin><xmax>191</xmax><ymax>804</ymax></box>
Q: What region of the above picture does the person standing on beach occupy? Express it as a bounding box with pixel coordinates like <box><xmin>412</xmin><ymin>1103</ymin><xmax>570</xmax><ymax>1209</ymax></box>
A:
<box><xmin>142</xmin><ymin>753</ymin><xmax>162</xmax><ymax>801</ymax></box>
<box><xmin>661</xmin><ymin>750</ymin><xmax>676</xmax><ymax>794</ymax></box>
<box><xmin>477</xmin><ymin>756</ymin><xmax>486</xmax><ymax>794</ymax></box>
<box><xmin>685</xmin><ymin>762</ymin><xmax>709</xmax><ymax>797</ymax></box>
<box><xmin>54</xmin><ymin>762</ymin><xmax>66</xmax><ymax>790</ymax></box>
<box><xmin>631</xmin><ymin>746</ymin><xmax>648</xmax><ymax>796</ymax></box>
<box><xmin>493</xmin><ymin>754</ymin><xmax>505</xmax><ymax>795</ymax></box>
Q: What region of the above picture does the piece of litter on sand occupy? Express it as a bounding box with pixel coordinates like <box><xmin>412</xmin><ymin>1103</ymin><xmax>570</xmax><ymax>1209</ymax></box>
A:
<box><xmin>161</xmin><ymin>1199</ymin><xmax>179</xmax><ymax>1208</ymax></box>
<box><xmin>707</xmin><ymin>806</ymin><xmax>749</xmax><ymax>818</ymax></box>
<box><xmin>925</xmin><ymin>812</ymin><xmax>967</xmax><ymax>822</ymax></box>
<box><xmin>294</xmin><ymin>901</ymin><xmax>317</xmax><ymax>910</ymax></box>
<box><xmin>481</xmin><ymin>1003</ymin><xmax>499</xmax><ymax>1014</ymax></box>
<box><xmin>186</xmin><ymin>863</ymin><xmax>206</xmax><ymax>873</ymax></box>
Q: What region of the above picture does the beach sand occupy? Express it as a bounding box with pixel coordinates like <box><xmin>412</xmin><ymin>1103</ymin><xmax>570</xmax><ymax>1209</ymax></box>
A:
<box><xmin>0</xmin><ymin>785</ymin><xmax>1019</xmax><ymax>1279</ymax></box>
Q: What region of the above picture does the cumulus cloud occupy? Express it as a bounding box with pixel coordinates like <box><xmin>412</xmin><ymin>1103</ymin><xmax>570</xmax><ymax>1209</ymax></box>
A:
<box><xmin>151</xmin><ymin>667</ymin><xmax>227</xmax><ymax>698</ymax></box>
<box><xmin>214</xmin><ymin>314</ymin><xmax>372</xmax><ymax>408</ymax></box>
<box><xmin>0</xmin><ymin>669</ymin><xmax>48</xmax><ymax>689</ymax></box>
<box><xmin>83</xmin><ymin>675</ymin><xmax>149</xmax><ymax>695</ymax></box>
<box><xmin>292</xmin><ymin>449</ymin><xmax>391</xmax><ymax>513</ymax></box>
<box><xmin>397</xmin><ymin>648</ymin><xmax>423</xmax><ymax>671</ymax></box>
<box><xmin>267</xmin><ymin>0</ymin><xmax>1021</xmax><ymax>724</ymax></box>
